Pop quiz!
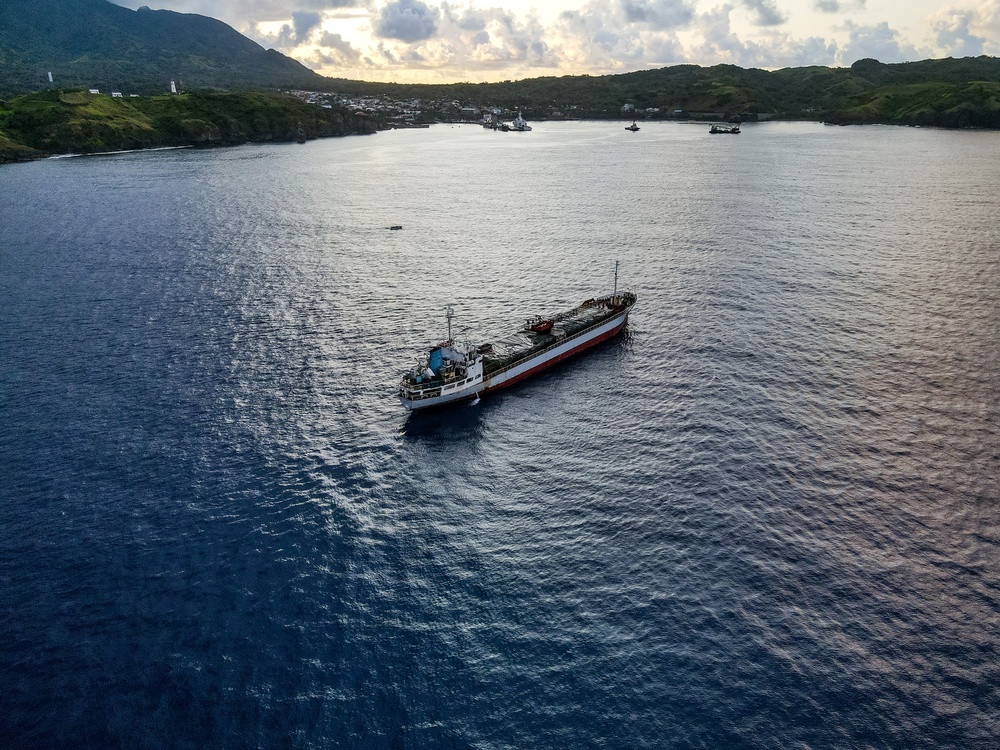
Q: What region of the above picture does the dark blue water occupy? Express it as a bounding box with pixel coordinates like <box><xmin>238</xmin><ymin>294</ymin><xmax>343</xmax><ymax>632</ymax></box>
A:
<box><xmin>2</xmin><ymin>122</ymin><xmax>999</xmax><ymax>749</ymax></box>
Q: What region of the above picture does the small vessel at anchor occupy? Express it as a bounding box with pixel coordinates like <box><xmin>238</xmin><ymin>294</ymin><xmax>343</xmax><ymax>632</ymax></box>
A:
<box><xmin>510</xmin><ymin>112</ymin><xmax>532</xmax><ymax>131</ymax></box>
<box><xmin>398</xmin><ymin>265</ymin><xmax>636</xmax><ymax>411</ymax></box>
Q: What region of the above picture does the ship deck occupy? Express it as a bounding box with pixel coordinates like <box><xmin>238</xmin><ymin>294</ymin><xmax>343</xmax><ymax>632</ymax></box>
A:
<box><xmin>481</xmin><ymin>299</ymin><xmax>624</xmax><ymax>376</ymax></box>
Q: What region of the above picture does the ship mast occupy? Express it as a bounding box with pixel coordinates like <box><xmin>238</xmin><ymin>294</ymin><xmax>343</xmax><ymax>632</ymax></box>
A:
<box><xmin>612</xmin><ymin>260</ymin><xmax>619</xmax><ymax>300</ymax></box>
<box><xmin>445</xmin><ymin>304</ymin><xmax>454</xmax><ymax>344</ymax></box>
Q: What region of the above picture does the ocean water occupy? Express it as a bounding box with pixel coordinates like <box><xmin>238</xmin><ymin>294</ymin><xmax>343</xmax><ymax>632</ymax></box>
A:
<box><xmin>1</xmin><ymin>121</ymin><xmax>998</xmax><ymax>749</ymax></box>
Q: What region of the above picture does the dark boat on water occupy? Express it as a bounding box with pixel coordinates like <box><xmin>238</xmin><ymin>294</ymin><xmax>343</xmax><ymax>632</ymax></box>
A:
<box><xmin>709</xmin><ymin>124</ymin><xmax>741</xmax><ymax>134</ymax></box>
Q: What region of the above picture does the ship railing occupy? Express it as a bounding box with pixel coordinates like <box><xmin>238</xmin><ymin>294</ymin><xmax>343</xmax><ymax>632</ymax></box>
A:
<box><xmin>401</xmin><ymin>366</ymin><xmax>469</xmax><ymax>393</ymax></box>
<box><xmin>484</xmin><ymin>301</ymin><xmax>632</xmax><ymax>380</ymax></box>
<box><xmin>402</xmin><ymin>370</ymin><xmax>481</xmax><ymax>399</ymax></box>
<box><xmin>402</xmin><ymin>386</ymin><xmax>443</xmax><ymax>401</ymax></box>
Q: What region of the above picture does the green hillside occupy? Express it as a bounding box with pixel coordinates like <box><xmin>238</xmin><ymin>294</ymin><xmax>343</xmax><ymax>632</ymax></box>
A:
<box><xmin>822</xmin><ymin>80</ymin><xmax>1000</xmax><ymax>127</ymax></box>
<box><xmin>315</xmin><ymin>56</ymin><xmax>1000</xmax><ymax>125</ymax></box>
<box><xmin>0</xmin><ymin>0</ymin><xmax>997</xmax><ymax>132</ymax></box>
<box><xmin>0</xmin><ymin>0</ymin><xmax>322</xmax><ymax>94</ymax></box>
<box><xmin>0</xmin><ymin>90</ymin><xmax>375</xmax><ymax>161</ymax></box>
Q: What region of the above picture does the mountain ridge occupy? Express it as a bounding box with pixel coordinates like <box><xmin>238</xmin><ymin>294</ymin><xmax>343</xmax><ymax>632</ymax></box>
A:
<box><xmin>0</xmin><ymin>0</ymin><xmax>323</xmax><ymax>93</ymax></box>
<box><xmin>1</xmin><ymin>0</ymin><xmax>998</xmax><ymax>131</ymax></box>
<box><xmin>313</xmin><ymin>56</ymin><xmax>1000</xmax><ymax>126</ymax></box>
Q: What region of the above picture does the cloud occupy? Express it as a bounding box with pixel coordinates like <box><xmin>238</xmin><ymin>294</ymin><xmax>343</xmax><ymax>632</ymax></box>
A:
<box><xmin>375</xmin><ymin>0</ymin><xmax>440</xmax><ymax>42</ymax></box>
<box><xmin>932</xmin><ymin>13</ymin><xmax>985</xmax><ymax>56</ymax></box>
<box><xmin>293</xmin><ymin>11</ymin><xmax>323</xmax><ymax>40</ymax></box>
<box><xmin>268</xmin><ymin>2</ymin><xmax>560</xmax><ymax>81</ymax></box>
<box><xmin>456</xmin><ymin>10</ymin><xmax>486</xmax><ymax>31</ymax></box>
<box><xmin>114</xmin><ymin>0</ymin><xmax>360</xmax><ymax>25</ymax></box>
<box><xmin>688</xmin><ymin>4</ymin><xmax>836</xmax><ymax>67</ymax></box>
<box><xmin>245</xmin><ymin>12</ymin><xmax>324</xmax><ymax>49</ymax></box>
<box><xmin>741</xmin><ymin>0</ymin><xmax>787</xmax><ymax>26</ymax></box>
<box><xmin>553</xmin><ymin>8</ymin><xmax>644</xmax><ymax>70</ymax></box>
<box><xmin>621</xmin><ymin>0</ymin><xmax>695</xmax><ymax>29</ymax></box>
<box><xmin>377</xmin><ymin>43</ymin><xmax>399</xmax><ymax>63</ymax></box>
<box><xmin>317</xmin><ymin>31</ymin><xmax>364</xmax><ymax>62</ymax></box>
<box><xmin>777</xmin><ymin>35</ymin><xmax>838</xmax><ymax>66</ymax></box>
<box><xmin>929</xmin><ymin>1</ymin><xmax>1000</xmax><ymax>56</ymax></box>
<box><xmin>115</xmin><ymin>0</ymin><xmax>961</xmax><ymax>83</ymax></box>
<box><xmin>837</xmin><ymin>21</ymin><xmax>921</xmax><ymax>64</ymax></box>
<box><xmin>244</xmin><ymin>20</ymin><xmax>292</xmax><ymax>48</ymax></box>
<box><xmin>440</xmin><ymin>6</ymin><xmax>557</xmax><ymax>69</ymax></box>
<box><xmin>549</xmin><ymin>0</ymin><xmax>699</xmax><ymax>71</ymax></box>
<box><xmin>690</xmin><ymin>4</ymin><xmax>751</xmax><ymax>63</ymax></box>
<box><xmin>813</xmin><ymin>0</ymin><xmax>865</xmax><ymax>12</ymax></box>
<box><xmin>644</xmin><ymin>34</ymin><xmax>686</xmax><ymax>64</ymax></box>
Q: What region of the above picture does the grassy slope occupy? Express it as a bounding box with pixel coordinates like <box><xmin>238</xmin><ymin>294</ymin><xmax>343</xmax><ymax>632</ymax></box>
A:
<box><xmin>0</xmin><ymin>90</ymin><xmax>375</xmax><ymax>161</ymax></box>
<box><xmin>2</xmin><ymin>91</ymin><xmax>158</xmax><ymax>154</ymax></box>
<box><xmin>826</xmin><ymin>81</ymin><xmax>1000</xmax><ymax>127</ymax></box>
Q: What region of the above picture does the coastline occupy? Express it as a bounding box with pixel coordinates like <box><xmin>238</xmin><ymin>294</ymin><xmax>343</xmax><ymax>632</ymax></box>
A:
<box><xmin>5</xmin><ymin>112</ymin><xmax>998</xmax><ymax>166</ymax></box>
<box><xmin>0</xmin><ymin>90</ymin><xmax>377</xmax><ymax>164</ymax></box>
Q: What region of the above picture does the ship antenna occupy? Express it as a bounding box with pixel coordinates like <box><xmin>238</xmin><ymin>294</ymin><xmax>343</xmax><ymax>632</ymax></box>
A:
<box><xmin>445</xmin><ymin>304</ymin><xmax>454</xmax><ymax>344</ymax></box>
<box><xmin>613</xmin><ymin>260</ymin><xmax>619</xmax><ymax>300</ymax></box>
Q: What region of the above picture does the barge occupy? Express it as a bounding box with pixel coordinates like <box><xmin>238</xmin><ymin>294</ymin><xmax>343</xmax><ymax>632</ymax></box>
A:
<box><xmin>399</xmin><ymin>273</ymin><xmax>636</xmax><ymax>411</ymax></box>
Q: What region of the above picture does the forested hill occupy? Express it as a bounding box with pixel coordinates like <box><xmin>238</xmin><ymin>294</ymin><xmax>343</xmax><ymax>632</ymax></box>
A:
<box><xmin>0</xmin><ymin>0</ymin><xmax>997</xmax><ymax>129</ymax></box>
<box><xmin>0</xmin><ymin>0</ymin><xmax>323</xmax><ymax>94</ymax></box>
<box><xmin>0</xmin><ymin>90</ymin><xmax>376</xmax><ymax>162</ymax></box>
<box><xmin>319</xmin><ymin>56</ymin><xmax>1000</xmax><ymax>128</ymax></box>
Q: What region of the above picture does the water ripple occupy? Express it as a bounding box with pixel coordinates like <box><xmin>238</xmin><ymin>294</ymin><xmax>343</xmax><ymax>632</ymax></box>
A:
<box><xmin>1</xmin><ymin>122</ymin><xmax>998</xmax><ymax>749</ymax></box>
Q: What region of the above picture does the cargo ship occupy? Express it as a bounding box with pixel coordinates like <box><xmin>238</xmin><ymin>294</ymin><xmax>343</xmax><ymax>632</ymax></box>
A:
<box><xmin>398</xmin><ymin>270</ymin><xmax>636</xmax><ymax>411</ymax></box>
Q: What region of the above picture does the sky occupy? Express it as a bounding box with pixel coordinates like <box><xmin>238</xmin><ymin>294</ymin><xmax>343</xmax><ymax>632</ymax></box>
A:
<box><xmin>113</xmin><ymin>0</ymin><xmax>1000</xmax><ymax>83</ymax></box>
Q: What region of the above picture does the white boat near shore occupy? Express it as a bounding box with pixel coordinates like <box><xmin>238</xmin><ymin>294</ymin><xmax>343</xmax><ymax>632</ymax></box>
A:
<box><xmin>510</xmin><ymin>113</ymin><xmax>532</xmax><ymax>131</ymax></box>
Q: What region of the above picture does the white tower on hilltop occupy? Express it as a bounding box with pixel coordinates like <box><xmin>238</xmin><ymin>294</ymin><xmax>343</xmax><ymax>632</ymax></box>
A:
<box><xmin>170</xmin><ymin>80</ymin><xmax>177</xmax><ymax>94</ymax></box>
